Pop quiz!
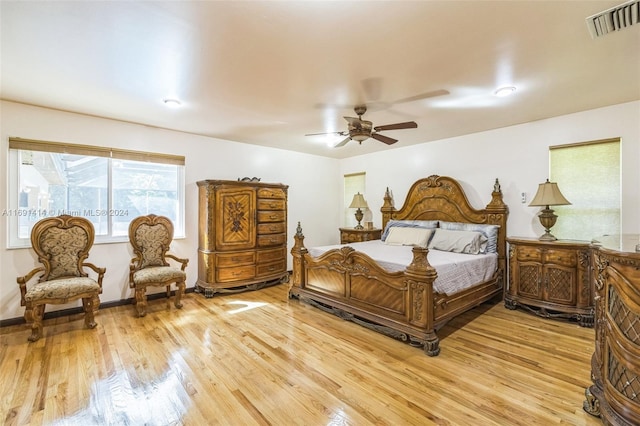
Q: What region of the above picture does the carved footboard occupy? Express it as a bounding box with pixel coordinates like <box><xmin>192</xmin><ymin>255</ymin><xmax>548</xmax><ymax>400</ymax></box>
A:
<box><xmin>289</xmin><ymin>223</ymin><xmax>441</xmax><ymax>356</ymax></box>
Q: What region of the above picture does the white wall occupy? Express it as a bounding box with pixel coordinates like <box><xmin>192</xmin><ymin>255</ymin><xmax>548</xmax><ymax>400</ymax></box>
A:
<box><xmin>340</xmin><ymin>101</ymin><xmax>640</xmax><ymax>240</ymax></box>
<box><xmin>0</xmin><ymin>101</ymin><xmax>341</xmax><ymax>321</ymax></box>
<box><xmin>2</xmin><ymin>100</ymin><xmax>638</xmax><ymax>322</ymax></box>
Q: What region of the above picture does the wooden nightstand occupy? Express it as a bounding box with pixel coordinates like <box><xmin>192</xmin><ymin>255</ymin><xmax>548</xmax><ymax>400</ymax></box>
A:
<box><xmin>505</xmin><ymin>237</ymin><xmax>593</xmax><ymax>327</ymax></box>
<box><xmin>339</xmin><ymin>227</ymin><xmax>382</xmax><ymax>244</ymax></box>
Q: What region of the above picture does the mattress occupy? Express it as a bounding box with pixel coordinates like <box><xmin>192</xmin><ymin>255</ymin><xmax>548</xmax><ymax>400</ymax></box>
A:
<box><xmin>307</xmin><ymin>240</ymin><xmax>498</xmax><ymax>295</ymax></box>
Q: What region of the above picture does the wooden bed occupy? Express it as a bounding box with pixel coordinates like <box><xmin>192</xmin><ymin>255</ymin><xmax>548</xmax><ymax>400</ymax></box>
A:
<box><xmin>289</xmin><ymin>175</ymin><xmax>509</xmax><ymax>356</ymax></box>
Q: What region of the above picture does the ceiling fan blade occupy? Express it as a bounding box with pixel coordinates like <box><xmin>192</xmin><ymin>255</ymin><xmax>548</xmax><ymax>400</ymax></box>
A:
<box><xmin>393</xmin><ymin>89</ymin><xmax>449</xmax><ymax>104</ymax></box>
<box><xmin>371</xmin><ymin>133</ymin><xmax>398</xmax><ymax>145</ymax></box>
<box><xmin>305</xmin><ymin>131</ymin><xmax>346</xmax><ymax>137</ymax></box>
<box><xmin>333</xmin><ymin>136</ymin><xmax>351</xmax><ymax>148</ymax></box>
<box><xmin>314</xmin><ymin>102</ymin><xmax>354</xmax><ymax>110</ymax></box>
<box><xmin>374</xmin><ymin>121</ymin><xmax>418</xmax><ymax>132</ymax></box>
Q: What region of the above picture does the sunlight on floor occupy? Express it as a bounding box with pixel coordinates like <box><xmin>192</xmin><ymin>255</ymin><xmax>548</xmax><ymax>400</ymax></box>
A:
<box><xmin>50</xmin><ymin>369</ymin><xmax>189</xmax><ymax>425</ymax></box>
<box><xmin>226</xmin><ymin>300</ymin><xmax>268</xmax><ymax>314</ymax></box>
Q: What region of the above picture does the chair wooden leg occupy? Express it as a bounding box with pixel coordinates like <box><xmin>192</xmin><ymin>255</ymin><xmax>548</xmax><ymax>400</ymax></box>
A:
<box><xmin>174</xmin><ymin>281</ymin><xmax>185</xmax><ymax>309</ymax></box>
<box><xmin>135</xmin><ymin>287</ymin><xmax>147</xmax><ymax>317</ymax></box>
<box><xmin>25</xmin><ymin>303</ymin><xmax>45</xmax><ymax>342</ymax></box>
<box><xmin>82</xmin><ymin>297</ymin><xmax>98</xmax><ymax>329</ymax></box>
<box><xmin>91</xmin><ymin>293</ymin><xmax>100</xmax><ymax>315</ymax></box>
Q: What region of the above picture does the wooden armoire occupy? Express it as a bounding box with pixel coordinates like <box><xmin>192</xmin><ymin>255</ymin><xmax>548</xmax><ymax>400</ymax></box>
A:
<box><xmin>196</xmin><ymin>180</ymin><xmax>289</xmax><ymax>297</ymax></box>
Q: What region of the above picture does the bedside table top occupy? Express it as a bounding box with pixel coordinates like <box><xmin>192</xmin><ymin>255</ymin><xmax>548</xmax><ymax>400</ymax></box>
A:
<box><xmin>507</xmin><ymin>236</ymin><xmax>592</xmax><ymax>247</ymax></box>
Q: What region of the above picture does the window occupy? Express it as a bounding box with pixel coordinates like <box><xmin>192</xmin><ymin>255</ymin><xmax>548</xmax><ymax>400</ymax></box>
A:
<box><xmin>549</xmin><ymin>138</ymin><xmax>620</xmax><ymax>241</ymax></box>
<box><xmin>7</xmin><ymin>138</ymin><xmax>185</xmax><ymax>248</ymax></box>
<box><xmin>344</xmin><ymin>172</ymin><xmax>366</xmax><ymax>227</ymax></box>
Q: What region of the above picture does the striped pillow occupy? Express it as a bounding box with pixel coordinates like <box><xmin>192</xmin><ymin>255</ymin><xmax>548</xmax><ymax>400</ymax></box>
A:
<box><xmin>439</xmin><ymin>221</ymin><xmax>500</xmax><ymax>254</ymax></box>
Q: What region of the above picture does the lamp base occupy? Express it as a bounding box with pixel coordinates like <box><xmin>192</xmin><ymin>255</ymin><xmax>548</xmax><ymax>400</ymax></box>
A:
<box><xmin>537</xmin><ymin>207</ymin><xmax>558</xmax><ymax>242</ymax></box>
<box><xmin>539</xmin><ymin>231</ymin><xmax>558</xmax><ymax>241</ymax></box>
<box><xmin>354</xmin><ymin>208</ymin><xmax>364</xmax><ymax>230</ymax></box>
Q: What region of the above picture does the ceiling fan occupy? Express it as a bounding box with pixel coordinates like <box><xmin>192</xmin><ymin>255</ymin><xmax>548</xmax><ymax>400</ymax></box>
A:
<box><xmin>306</xmin><ymin>104</ymin><xmax>418</xmax><ymax>148</ymax></box>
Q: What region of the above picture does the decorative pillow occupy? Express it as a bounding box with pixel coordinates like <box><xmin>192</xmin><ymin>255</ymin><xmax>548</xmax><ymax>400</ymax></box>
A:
<box><xmin>381</xmin><ymin>220</ymin><xmax>439</xmax><ymax>241</ymax></box>
<box><xmin>439</xmin><ymin>221</ymin><xmax>500</xmax><ymax>254</ymax></box>
<box><xmin>384</xmin><ymin>227</ymin><xmax>433</xmax><ymax>248</ymax></box>
<box><xmin>428</xmin><ymin>229</ymin><xmax>488</xmax><ymax>255</ymax></box>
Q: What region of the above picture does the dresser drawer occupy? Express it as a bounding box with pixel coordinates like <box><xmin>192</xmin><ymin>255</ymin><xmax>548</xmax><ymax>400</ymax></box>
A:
<box><xmin>257</xmin><ymin>199</ymin><xmax>285</xmax><ymax>210</ymax></box>
<box><xmin>216</xmin><ymin>265</ymin><xmax>255</xmax><ymax>282</ymax></box>
<box><xmin>257</xmin><ymin>211</ymin><xmax>286</xmax><ymax>223</ymax></box>
<box><xmin>256</xmin><ymin>260</ymin><xmax>286</xmax><ymax>277</ymax></box>
<box><xmin>257</xmin><ymin>222</ymin><xmax>286</xmax><ymax>234</ymax></box>
<box><xmin>257</xmin><ymin>233</ymin><xmax>286</xmax><ymax>247</ymax></box>
<box><xmin>543</xmin><ymin>249</ymin><xmax>577</xmax><ymax>267</ymax></box>
<box><xmin>515</xmin><ymin>246</ymin><xmax>542</xmax><ymax>262</ymax></box>
<box><xmin>216</xmin><ymin>251</ymin><xmax>255</xmax><ymax>267</ymax></box>
<box><xmin>257</xmin><ymin>188</ymin><xmax>286</xmax><ymax>199</ymax></box>
<box><xmin>257</xmin><ymin>247</ymin><xmax>286</xmax><ymax>263</ymax></box>
<box><xmin>342</xmin><ymin>232</ymin><xmax>361</xmax><ymax>243</ymax></box>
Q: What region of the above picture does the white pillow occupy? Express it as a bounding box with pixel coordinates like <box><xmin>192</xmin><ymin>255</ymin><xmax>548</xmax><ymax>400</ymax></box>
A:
<box><xmin>384</xmin><ymin>227</ymin><xmax>433</xmax><ymax>247</ymax></box>
<box><xmin>428</xmin><ymin>229</ymin><xmax>488</xmax><ymax>254</ymax></box>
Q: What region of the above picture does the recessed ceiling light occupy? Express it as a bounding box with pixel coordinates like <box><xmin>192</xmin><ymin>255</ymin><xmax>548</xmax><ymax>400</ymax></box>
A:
<box><xmin>163</xmin><ymin>98</ymin><xmax>181</xmax><ymax>108</ymax></box>
<box><xmin>494</xmin><ymin>86</ymin><xmax>516</xmax><ymax>97</ymax></box>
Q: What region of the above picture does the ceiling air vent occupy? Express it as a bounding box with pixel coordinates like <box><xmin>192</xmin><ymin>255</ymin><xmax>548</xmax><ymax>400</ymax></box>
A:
<box><xmin>586</xmin><ymin>0</ymin><xmax>640</xmax><ymax>38</ymax></box>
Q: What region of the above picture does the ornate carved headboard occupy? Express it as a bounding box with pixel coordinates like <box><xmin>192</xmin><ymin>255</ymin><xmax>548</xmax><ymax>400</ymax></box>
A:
<box><xmin>380</xmin><ymin>175</ymin><xmax>509</xmax><ymax>272</ymax></box>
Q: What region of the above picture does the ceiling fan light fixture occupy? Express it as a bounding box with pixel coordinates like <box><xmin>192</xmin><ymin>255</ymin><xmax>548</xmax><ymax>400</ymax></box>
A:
<box><xmin>163</xmin><ymin>98</ymin><xmax>182</xmax><ymax>108</ymax></box>
<box><xmin>494</xmin><ymin>86</ymin><xmax>516</xmax><ymax>97</ymax></box>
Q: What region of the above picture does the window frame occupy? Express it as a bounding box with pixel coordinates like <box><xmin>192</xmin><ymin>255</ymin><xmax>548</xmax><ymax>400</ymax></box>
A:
<box><xmin>6</xmin><ymin>137</ymin><xmax>185</xmax><ymax>248</ymax></box>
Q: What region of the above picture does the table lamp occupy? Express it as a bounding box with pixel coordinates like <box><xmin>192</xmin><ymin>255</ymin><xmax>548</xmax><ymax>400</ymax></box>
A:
<box><xmin>529</xmin><ymin>179</ymin><xmax>571</xmax><ymax>241</ymax></box>
<box><xmin>349</xmin><ymin>192</ymin><xmax>369</xmax><ymax>230</ymax></box>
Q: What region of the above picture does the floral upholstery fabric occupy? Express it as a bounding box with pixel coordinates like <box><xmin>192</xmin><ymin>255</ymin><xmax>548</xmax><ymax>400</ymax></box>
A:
<box><xmin>132</xmin><ymin>266</ymin><xmax>186</xmax><ymax>286</ymax></box>
<box><xmin>39</xmin><ymin>226</ymin><xmax>89</xmax><ymax>280</ymax></box>
<box><xmin>135</xmin><ymin>224</ymin><xmax>170</xmax><ymax>268</ymax></box>
<box><xmin>24</xmin><ymin>277</ymin><xmax>100</xmax><ymax>303</ymax></box>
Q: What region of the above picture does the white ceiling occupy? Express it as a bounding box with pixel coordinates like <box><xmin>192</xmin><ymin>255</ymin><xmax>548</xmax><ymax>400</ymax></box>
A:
<box><xmin>1</xmin><ymin>1</ymin><xmax>639</xmax><ymax>159</ymax></box>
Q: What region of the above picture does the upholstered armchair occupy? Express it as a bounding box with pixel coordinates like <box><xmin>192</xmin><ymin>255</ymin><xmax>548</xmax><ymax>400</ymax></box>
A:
<box><xmin>128</xmin><ymin>214</ymin><xmax>188</xmax><ymax>317</ymax></box>
<box><xmin>16</xmin><ymin>215</ymin><xmax>106</xmax><ymax>342</ymax></box>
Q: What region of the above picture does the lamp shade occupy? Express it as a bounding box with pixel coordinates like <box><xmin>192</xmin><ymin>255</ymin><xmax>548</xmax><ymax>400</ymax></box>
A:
<box><xmin>349</xmin><ymin>193</ymin><xmax>369</xmax><ymax>209</ymax></box>
<box><xmin>529</xmin><ymin>179</ymin><xmax>571</xmax><ymax>207</ymax></box>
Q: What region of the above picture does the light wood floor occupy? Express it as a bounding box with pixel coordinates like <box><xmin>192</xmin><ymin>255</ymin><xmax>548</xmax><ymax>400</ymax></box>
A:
<box><xmin>0</xmin><ymin>283</ymin><xmax>601</xmax><ymax>426</ymax></box>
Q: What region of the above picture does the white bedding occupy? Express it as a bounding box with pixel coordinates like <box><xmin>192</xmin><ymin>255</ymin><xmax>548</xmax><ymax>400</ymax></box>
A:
<box><xmin>307</xmin><ymin>240</ymin><xmax>497</xmax><ymax>296</ymax></box>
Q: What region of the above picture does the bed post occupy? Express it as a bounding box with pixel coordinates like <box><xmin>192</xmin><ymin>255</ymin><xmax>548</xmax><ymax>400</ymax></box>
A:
<box><xmin>484</xmin><ymin>178</ymin><xmax>509</xmax><ymax>289</ymax></box>
<box><xmin>405</xmin><ymin>246</ymin><xmax>440</xmax><ymax>356</ymax></box>
<box><xmin>380</xmin><ymin>187</ymin><xmax>395</xmax><ymax>231</ymax></box>
<box><xmin>289</xmin><ymin>222</ymin><xmax>308</xmax><ymax>298</ymax></box>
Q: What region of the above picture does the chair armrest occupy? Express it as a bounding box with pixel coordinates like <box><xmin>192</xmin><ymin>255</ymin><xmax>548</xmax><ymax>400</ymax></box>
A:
<box><xmin>82</xmin><ymin>262</ymin><xmax>106</xmax><ymax>289</ymax></box>
<box><xmin>166</xmin><ymin>253</ymin><xmax>189</xmax><ymax>271</ymax></box>
<box><xmin>16</xmin><ymin>267</ymin><xmax>45</xmax><ymax>306</ymax></box>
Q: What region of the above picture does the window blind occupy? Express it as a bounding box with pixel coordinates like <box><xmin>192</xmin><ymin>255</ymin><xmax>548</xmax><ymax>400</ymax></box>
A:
<box><xmin>9</xmin><ymin>137</ymin><xmax>185</xmax><ymax>165</ymax></box>
<box><xmin>549</xmin><ymin>138</ymin><xmax>620</xmax><ymax>241</ymax></box>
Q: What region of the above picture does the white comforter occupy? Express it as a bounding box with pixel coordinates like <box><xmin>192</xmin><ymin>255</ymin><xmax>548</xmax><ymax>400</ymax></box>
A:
<box><xmin>307</xmin><ymin>240</ymin><xmax>497</xmax><ymax>296</ymax></box>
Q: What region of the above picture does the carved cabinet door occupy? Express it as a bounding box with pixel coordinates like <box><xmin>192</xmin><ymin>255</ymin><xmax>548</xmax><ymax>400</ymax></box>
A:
<box><xmin>215</xmin><ymin>187</ymin><xmax>256</xmax><ymax>250</ymax></box>
<box><xmin>542</xmin><ymin>249</ymin><xmax>578</xmax><ymax>306</ymax></box>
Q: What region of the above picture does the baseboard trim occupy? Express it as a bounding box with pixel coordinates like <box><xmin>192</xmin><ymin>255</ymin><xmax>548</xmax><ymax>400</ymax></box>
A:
<box><xmin>0</xmin><ymin>287</ymin><xmax>198</xmax><ymax>328</ymax></box>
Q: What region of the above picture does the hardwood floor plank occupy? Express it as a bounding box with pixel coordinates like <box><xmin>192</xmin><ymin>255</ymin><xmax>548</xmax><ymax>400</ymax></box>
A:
<box><xmin>0</xmin><ymin>284</ymin><xmax>602</xmax><ymax>425</ymax></box>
